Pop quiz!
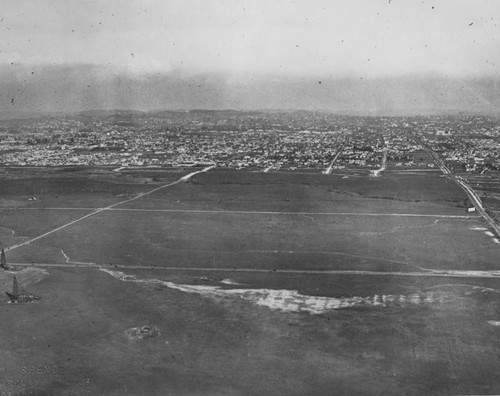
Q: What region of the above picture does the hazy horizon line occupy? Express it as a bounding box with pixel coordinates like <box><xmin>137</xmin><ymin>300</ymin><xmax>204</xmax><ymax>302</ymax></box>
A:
<box><xmin>1</xmin><ymin>63</ymin><xmax>499</xmax><ymax>115</ymax></box>
<box><xmin>2</xmin><ymin>62</ymin><xmax>500</xmax><ymax>81</ymax></box>
<box><xmin>1</xmin><ymin>107</ymin><xmax>499</xmax><ymax>120</ymax></box>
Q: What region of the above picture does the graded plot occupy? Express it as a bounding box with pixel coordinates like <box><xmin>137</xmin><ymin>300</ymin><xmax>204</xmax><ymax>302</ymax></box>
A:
<box><xmin>20</xmin><ymin>210</ymin><xmax>499</xmax><ymax>271</ymax></box>
<box><xmin>121</xmin><ymin>171</ymin><xmax>469</xmax><ymax>215</ymax></box>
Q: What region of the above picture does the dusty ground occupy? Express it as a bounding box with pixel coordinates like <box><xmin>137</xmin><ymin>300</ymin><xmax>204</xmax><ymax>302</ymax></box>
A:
<box><xmin>0</xmin><ymin>168</ymin><xmax>500</xmax><ymax>395</ymax></box>
<box><xmin>2</xmin><ymin>268</ymin><xmax>500</xmax><ymax>395</ymax></box>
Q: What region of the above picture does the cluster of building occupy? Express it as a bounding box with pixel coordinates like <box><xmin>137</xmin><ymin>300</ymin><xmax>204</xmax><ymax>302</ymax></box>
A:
<box><xmin>0</xmin><ymin>112</ymin><xmax>499</xmax><ymax>173</ymax></box>
<box><xmin>414</xmin><ymin>115</ymin><xmax>500</xmax><ymax>173</ymax></box>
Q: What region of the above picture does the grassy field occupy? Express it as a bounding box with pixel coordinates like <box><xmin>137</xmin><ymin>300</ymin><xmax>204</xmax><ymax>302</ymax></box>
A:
<box><xmin>456</xmin><ymin>173</ymin><xmax>500</xmax><ymax>213</ymax></box>
<box><xmin>6</xmin><ymin>170</ymin><xmax>497</xmax><ymax>271</ymax></box>
<box><xmin>0</xmin><ymin>167</ymin><xmax>190</xmax><ymax>209</ymax></box>
<box><xmin>10</xmin><ymin>209</ymin><xmax>496</xmax><ymax>271</ymax></box>
<box><xmin>1</xmin><ymin>167</ymin><xmax>500</xmax><ymax>395</ymax></box>
<box><xmin>120</xmin><ymin>171</ymin><xmax>468</xmax><ymax>214</ymax></box>
<box><xmin>1</xmin><ymin>268</ymin><xmax>500</xmax><ymax>395</ymax></box>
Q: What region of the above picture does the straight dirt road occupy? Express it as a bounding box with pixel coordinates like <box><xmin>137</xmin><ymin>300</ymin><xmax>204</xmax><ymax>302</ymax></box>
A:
<box><xmin>5</xmin><ymin>166</ymin><xmax>214</xmax><ymax>252</ymax></box>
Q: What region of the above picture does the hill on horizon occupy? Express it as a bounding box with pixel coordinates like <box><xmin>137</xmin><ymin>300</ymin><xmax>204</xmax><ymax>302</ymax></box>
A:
<box><xmin>0</xmin><ymin>64</ymin><xmax>499</xmax><ymax>117</ymax></box>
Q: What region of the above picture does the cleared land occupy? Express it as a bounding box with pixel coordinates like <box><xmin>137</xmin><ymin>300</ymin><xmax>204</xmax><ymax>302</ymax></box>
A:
<box><xmin>9</xmin><ymin>209</ymin><xmax>497</xmax><ymax>272</ymax></box>
<box><xmin>120</xmin><ymin>170</ymin><xmax>469</xmax><ymax>214</ymax></box>
<box><xmin>2</xmin><ymin>268</ymin><xmax>500</xmax><ymax>395</ymax></box>
<box><xmin>457</xmin><ymin>172</ymin><xmax>500</xmax><ymax>215</ymax></box>
<box><xmin>0</xmin><ymin>167</ymin><xmax>191</xmax><ymax>209</ymax></box>
<box><xmin>1</xmin><ymin>168</ymin><xmax>500</xmax><ymax>395</ymax></box>
<box><xmin>5</xmin><ymin>170</ymin><xmax>496</xmax><ymax>271</ymax></box>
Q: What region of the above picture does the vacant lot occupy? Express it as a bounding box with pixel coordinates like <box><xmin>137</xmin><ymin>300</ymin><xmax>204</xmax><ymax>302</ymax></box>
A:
<box><xmin>10</xmin><ymin>209</ymin><xmax>495</xmax><ymax>271</ymax></box>
<box><xmin>456</xmin><ymin>173</ymin><xmax>500</xmax><ymax>213</ymax></box>
<box><xmin>120</xmin><ymin>171</ymin><xmax>468</xmax><ymax>214</ymax></box>
<box><xmin>2</xmin><ymin>168</ymin><xmax>500</xmax><ymax>395</ymax></box>
<box><xmin>4</xmin><ymin>170</ymin><xmax>497</xmax><ymax>272</ymax></box>
<box><xmin>0</xmin><ymin>167</ymin><xmax>190</xmax><ymax>209</ymax></box>
<box><xmin>2</xmin><ymin>267</ymin><xmax>500</xmax><ymax>395</ymax></box>
<box><xmin>0</xmin><ymin>208</ymin><xmax>94</xmax><ymax>254</ymax></box>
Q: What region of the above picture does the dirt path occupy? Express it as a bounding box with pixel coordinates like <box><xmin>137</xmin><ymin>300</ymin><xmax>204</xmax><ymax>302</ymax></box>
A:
<box><xmin>5</xmin><ymin>166</ymin><xmax>214</xmax><ymax>252</ymax></box>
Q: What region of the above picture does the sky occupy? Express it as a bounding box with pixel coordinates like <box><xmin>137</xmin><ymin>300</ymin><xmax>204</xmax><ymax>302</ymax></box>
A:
<box><xmin>1</xmin><ymin>0</ymin><xmax>499</xmax><ymax>77</ymax></box>
<box><xmin>1</xmin><ymin>0</ymin><xmax>500</xmax><ymax>113</ymax></box>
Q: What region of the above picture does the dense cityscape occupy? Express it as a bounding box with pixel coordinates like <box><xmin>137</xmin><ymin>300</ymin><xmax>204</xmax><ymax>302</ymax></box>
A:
<box><xmin>0</xmin><ymin>111</ymin><xmax>499</xmax><ymax>174</ymax></box>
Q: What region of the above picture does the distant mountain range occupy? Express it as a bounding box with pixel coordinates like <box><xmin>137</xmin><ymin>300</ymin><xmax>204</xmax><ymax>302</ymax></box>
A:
<box><xmin>0</xmin><ymin>64</ymin><xmax>499</xmax><ymax>117</ymax></box>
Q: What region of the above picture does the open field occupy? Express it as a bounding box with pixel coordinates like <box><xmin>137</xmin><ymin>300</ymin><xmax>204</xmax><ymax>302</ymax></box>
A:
<box><xmin>5</xmin><ymin>170</ymin><xmax>497</xmax><ymax>272</ymax></box>
<box><xmin>2</xmin><ymin>267</ymin><xmax>500</xmax><ymax>395</ymax></box>
<box><xmin>120</xmin><ymin>171</ymin><xmax>469</xmax><ymax>214</ymax></box>
<box><xmin>456</xmin><ymin>173</ymin><xmax>500</xmax><ymax>213</ymax></box>
<box><xmin>1</xmin><ymin>168</ymin><xmax>500</xmax><ymax>395</ymax></box>
<box><xmin>10</xmin><ymin>209</ymin><xmax>498</xmax><ymax>272</ymax></box>
<box><xmin>0</xmin><ymin>167</ymin><xmax>191</xmax><ymax>209</ymax></box>
<box><xmin>0</xmin><ymin>209</ymin><xmax>94</xmax><ymax>254</ymax></box>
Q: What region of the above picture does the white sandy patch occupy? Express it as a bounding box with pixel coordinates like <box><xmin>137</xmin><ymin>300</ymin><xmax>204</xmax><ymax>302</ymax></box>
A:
<box><xmin>60</xmin><ymin>249</ymin><xmax>70</xmax><ymax>262</ymax></box>
<box><xmin>472</xmin><ymin>286</ymin><xmax>500</xmax><ymax>294</ymax></box>
<box><xmin>0</xmin><ymin>226</ymin><xmax>16</xmax><ymax>236</ymax></box>
<box><xmin>428</xmin><ymin>269</ymin><xmax>500</xmax><ymax>277</ymax></box>
<box><xmin>100</xmin><ymin>268</ymin><xmax>450</xmax><ymax>314</ymax></box>
<box><xmin>470</xmin><ymin>226</ymin><xmax>488</xmax><ymax>231</ymax></box>
<box><xmin>485</xmin><ymin>231</ymin><xmax>495</xmax><ymax>237</ymax></box>
<box><xmin>220</xmin><ymin>279</ymin><xmax>240</xmax><ymax>285</ymax></box>
<box><xmin>180</xmin><ymin>165</ymin><xmax>215</xmax><ymax>181</ymax></box>
<box><xmin>124</xmin><ymin>325</ymin><xmax>160</xmax><ymax>340</ymax></box>
<box><xmin>487</xmin><ymin>321</ymin><xmax>500</xmax><ymax>327</ymax></box>
<box><xmin>493</xmin><ymin>238</ymin><xmax>500</xmax><ymax>244</ymax></box>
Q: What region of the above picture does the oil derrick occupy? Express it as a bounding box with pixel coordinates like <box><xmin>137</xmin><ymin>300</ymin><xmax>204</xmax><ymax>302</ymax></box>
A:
<box><xmin>0</xmin><ymin>249</ymin><xmax>6</xmax><ymax>270</ymax></box>
<box><xmin>5</xmin><ymin>275</ymin><xmax>41</xmax><ymax>303</ymax></box>
<box><xmin>12</xmin><ymin>276</ymin><xmax>19</xmax><ymax>297</ymax></box>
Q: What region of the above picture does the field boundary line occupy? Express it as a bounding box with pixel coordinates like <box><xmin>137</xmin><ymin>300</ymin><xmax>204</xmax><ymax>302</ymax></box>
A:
<box><xmin>0</xmin><ymin>207</ymin><xmax>474</xmax><ymax>219</ymax></box>
<box><xmin>4</xmin><ymin>166</ymin><xmax>213</xmax><ymax>252</ymax></box>
<box><xmin>7</xmin><ymin>262</ymin><xmax>500</xmax><ymax>279</ymax></box>
<box><xmin>104</xmin><ymin>209</ymin><xmax>473</xmax><ymax>218</ymax></box>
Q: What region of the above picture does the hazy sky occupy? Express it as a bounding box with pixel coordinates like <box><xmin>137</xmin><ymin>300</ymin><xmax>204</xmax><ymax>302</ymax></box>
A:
<box><xmin>1</xmin><ymin>0</ymin><xmax>500</xmax><ymax>78</ymax></box>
